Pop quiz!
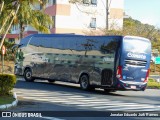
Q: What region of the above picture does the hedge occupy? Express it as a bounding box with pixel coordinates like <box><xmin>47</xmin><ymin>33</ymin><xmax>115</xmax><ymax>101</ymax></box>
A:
<box><xmin>0</xmin><ymin>74</ymin><xmax>16</xmax><ymax>95</ymax></box>
<box><xmin>147</xmin><ymin>78</ymin><xmax>160</xmax><ymax>89</ymax></box>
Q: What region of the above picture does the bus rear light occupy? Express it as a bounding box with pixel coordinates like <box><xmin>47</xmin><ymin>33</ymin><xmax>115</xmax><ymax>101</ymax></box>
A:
<box><xmin>116</xmin><ymin>66</ymin><xmax>122</xmax><ymax>80</ymax></box>
<box><xmin>144</xmin><ymin>69</ymin><xmax>150</xmax><ymax>82</ymax></box>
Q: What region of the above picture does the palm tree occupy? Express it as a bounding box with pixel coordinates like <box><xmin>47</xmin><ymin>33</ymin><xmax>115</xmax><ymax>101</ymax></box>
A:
<box><xmin>13</xmin><ymin>0</ymin><xmax>53</xmax><ymax>39</ymax></box>
<box><xmin>0</xmin><ymin>0</ymin><xmax>52</xmax><ymax>49</ymax></box>
<box><xmin>0</xmin><ymin>0</ymin><xmax>52</xmax><ymax>38</ymax></box>
<box><xmin>0</xmin><ymin>0</ymin><xmax>14</xmax><ymax>34</ymax></box>
<box><xmin>0</xmin><ymin>0</ymin><xmax>20</xmax><ymax>49</ymax></box>
<box><xmin>0</xmin><ymin>0</ymin><xmax>4</xmax><ymax>15</ymax></box>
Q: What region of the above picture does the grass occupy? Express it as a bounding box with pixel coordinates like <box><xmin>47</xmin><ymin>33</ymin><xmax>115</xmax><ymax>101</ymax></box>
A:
<box><xmin>147</xmin><ymin>78</ymin><xmax>160</xmax><ymax>89</ymax></box>
<box><xmin>0</xmin><ymin>95</ymin><xmax>15</xmax><ymax>105</ymax></box>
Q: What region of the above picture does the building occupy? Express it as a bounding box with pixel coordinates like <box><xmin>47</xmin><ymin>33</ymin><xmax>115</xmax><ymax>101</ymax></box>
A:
<box><xmin>10</xmin><ymin>0</ymin><xmax>124</xmax><ymax>42</ymax></box>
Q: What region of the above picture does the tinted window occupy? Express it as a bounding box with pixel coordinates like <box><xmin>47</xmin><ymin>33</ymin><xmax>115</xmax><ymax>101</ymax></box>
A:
<box><xmin>100</xmin><ymin>39</ymin><xmax>119</xmax><ymax>54</ymax></box>
<box><xmin>123</xmin><ymin>38</ymin><xmax>151</xmax><ymax>53</ymax></box>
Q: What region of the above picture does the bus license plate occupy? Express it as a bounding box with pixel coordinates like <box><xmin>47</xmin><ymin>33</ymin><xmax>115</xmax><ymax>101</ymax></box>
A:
<box><xmin>130</xmin><ymin>86</ymin><xmax>136</xmax><ymax>89</ymax></box>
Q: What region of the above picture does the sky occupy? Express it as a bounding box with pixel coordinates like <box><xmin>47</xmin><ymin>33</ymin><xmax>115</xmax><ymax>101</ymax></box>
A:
<box><xmin>124</xmin><ymin>0</ymin><xmax>160</xmax><ymax>28</ymax></box>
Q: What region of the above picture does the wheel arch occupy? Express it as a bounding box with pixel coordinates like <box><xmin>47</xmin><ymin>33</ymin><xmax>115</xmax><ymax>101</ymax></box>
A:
<box><xmin>78</xmin><ymin>72</ymin><xmax>90</xmax><ymax>83</ymax></box>
<box><xmin>23</xmin><ymin>66</ymin><xmax>33</xmax><ymax>75</ymax></box>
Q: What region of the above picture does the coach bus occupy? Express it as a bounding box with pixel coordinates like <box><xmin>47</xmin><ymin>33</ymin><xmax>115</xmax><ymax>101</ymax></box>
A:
<box><xmin>14</xmin><ymin>34</ymin><xmax>151</xmax><ymax>91</ymax></box>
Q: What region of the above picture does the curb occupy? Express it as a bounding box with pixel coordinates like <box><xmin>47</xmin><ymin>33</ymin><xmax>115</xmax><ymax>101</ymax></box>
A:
<box><xmin>0</xmin><ymin>92</ymin><xmax>18</xmax><ymax>110</ymax></box>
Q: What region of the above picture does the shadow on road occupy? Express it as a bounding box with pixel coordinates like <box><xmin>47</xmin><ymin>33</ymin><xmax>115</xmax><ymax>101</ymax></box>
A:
<box><xmin>15</xmin><ymin>79</ymin><xmax>125</xmax><ymax>97</ymax></box>
<box><xmin>14</xmin><ymin>78</ymin><xmax>160</xmax><ymax>104</ymax></box>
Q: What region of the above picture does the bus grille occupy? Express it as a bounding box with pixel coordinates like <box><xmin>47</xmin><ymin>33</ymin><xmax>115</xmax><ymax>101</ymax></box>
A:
<box><xmin>101</xmin><ymin>69</ymin><xmax>112</xmax><ymax>86</ymax></box>
<box><xmin>125</xmin><ymin>59</ymin><xmax>147</xmax><ymax>67</ymax></box>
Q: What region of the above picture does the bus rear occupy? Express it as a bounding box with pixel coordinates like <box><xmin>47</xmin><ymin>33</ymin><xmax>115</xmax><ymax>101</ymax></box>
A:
<box><xmin>116</xmin><ymin>36</ymin><xmax>151</xmax><ymax>91</ymax></box>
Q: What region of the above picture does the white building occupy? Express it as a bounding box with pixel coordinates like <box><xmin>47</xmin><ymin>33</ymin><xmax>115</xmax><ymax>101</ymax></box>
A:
<box><xmin>11</xmin><ymin>0</ymin><xmax>124</xmax><ymax>38</ymax></box>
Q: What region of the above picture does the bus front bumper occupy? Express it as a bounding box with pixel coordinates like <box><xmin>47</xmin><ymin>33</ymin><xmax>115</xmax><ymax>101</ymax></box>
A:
<box><xmin>117</xmin><ymin>81</ymin><xmax>147</xmax><ymax>91</ymax></box>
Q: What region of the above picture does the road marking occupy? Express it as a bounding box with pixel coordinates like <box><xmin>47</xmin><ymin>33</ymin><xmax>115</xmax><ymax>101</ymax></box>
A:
<box><xmin>15</xmin><ymin>89</ymin><xmax>160</xmax><ymax>111</ymax></box>
<box><xmin>107</xmin><ymin>106</ymin><xmax>156</xmax><ymax>111</ymax></box>
<box><xmin>91</xmin><ymin>102</ymin><xmax>158</xmax><ymax>110</ymax></box>
<box><xmin>41</xmin><ymin>117</ymin><xmax>65</xmax><ymax>120</ymax></box>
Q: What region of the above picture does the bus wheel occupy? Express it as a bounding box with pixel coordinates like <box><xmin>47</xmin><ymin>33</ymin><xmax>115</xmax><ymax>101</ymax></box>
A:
<box><xmin>80</xmin><ymin>75</ymin><xmax>90</xmax><ymax>90</ymax></box>
<box><xmin>24</xmin><ymin>69</ymin><xmax>34</xmax><ymax>82</ymax></box>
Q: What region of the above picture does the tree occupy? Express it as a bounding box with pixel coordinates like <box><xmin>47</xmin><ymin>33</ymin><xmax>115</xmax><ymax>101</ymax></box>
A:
<box><xmin>12</xmin><ymin>0</ymin><xmax>53</xmax><ymax>39</ymax></box>
<box><xmin>103</xmin><ymin>17</ymin><xmax>160</xmax><ymax>53</ymax></box>
<box><xmin>0</xmin><ymin>0</ymin><xmax>53</xmax><ymax>39</ymax></box>
<box><xmin>0</xmin><ymin>1</ymin><xmax>20</xmax><ymax>49</ymax></box>
<box><xmin>0</xmin><ymin>0</ymin><xmax>53</xmax><ymax>51</ymax></box>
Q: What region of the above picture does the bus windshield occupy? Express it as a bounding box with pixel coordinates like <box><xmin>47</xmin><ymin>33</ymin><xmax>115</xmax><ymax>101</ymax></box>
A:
<box><xmin>123</xmin><ymin>38</ymin><xmax>151</xmax><ymax>54</ymax></box>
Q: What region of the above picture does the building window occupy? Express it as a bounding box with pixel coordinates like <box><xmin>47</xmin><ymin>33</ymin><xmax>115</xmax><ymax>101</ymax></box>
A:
<box><xmin>90</xmin><ymin>18</ymin><xmax>96</xmax><ymax>28</ymax></box>
<box><xmin>48</xmin><ymin>16</ymin><xmax>55</xmax><ymax>29</ymax></box>
<box><xmin>40</xmin><ymin>4</ymin><xmax>43</xmax><ymax>10</ymax></box>
<box><xmin>91</xmin><ymin>0</ymin><xmax>97</xmax><ymax>5</ymax></box>
<box><xmin>53</xmin><ymin>0</ymin><xmax>56</xmax><ymax>5</ymax></box>
<box><xmin>83</xmin><ymin>0</ymin><xmax>90</xmax><ymax>4</ymax></box>
<box><xmin>52</xmin><ymin>16</ymin><xmax>55</xmax><ymax>28</ymax></box>
<box><xmin>8</xmin><ymin>38</ymin><xmax>15</xmax><ymax>43</ymax></box>
<box><xmin>48</xmin><ymin>0</ymin><xmax>51</xmax><ymax>4</ymax></box>
<box><xmin>48</xmin><ymin>0</ymin><xmax>56</xmax><ymax>5</ymax></box>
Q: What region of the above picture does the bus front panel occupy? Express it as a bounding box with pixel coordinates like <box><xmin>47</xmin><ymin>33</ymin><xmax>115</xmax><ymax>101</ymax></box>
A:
<box><xmin>118</xmin><ymin>37</ymin><xmax>151</xmax><ymax>91</ymax></box>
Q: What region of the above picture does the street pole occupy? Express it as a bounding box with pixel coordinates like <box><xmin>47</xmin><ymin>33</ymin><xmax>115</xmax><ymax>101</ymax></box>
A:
<box><xmin>106</xmin><ymin>0</ymin><xmax>109</xmax><ymax>30</ymax></box>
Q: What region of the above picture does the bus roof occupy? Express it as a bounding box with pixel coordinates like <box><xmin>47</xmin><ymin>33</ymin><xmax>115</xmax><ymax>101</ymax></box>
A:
<box><xmin>124</xmin><ymin>36</ymin><xmax>150</xmax><ymax>42</ymax></box>
<box><xmin>21</xmin><ymin>34</ymin><xmax>150</xmax><ymax>42</ymax></box>
<box><xmin>24</xmin><ymin>34</ymin><xmax>124</xmax><ymax>39</ymax></box>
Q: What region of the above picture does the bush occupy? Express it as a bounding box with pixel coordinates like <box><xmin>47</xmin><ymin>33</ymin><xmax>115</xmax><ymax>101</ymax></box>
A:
<box><xmin>0</xmin><ymin>74</ymin><xmax>16</xmax><ymax>95</ymax></box>
<box><xmin>147</xmin><ymin>78</ymin><xmax>160</xmax><ymax>89</ymax></box>
<box><xmin>148</xmin><ymin>78</ymin><xmax>156</xmax><ymax>82</ymax></box>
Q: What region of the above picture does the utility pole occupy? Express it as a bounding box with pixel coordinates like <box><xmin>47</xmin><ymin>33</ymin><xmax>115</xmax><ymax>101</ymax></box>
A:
<box><xmin>106</xmin><ymin>0</ymin><xmax>109</xmax><ymax>30</ymax></box>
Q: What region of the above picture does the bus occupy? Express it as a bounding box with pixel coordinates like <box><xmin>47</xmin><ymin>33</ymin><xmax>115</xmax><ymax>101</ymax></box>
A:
<box><xmin>14</xmin><ymin>34</ymin><xmax>151</xmax><ymax>91</ymax></box>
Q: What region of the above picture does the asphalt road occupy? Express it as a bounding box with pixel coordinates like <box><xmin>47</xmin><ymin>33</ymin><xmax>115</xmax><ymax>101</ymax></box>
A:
<box><xmin>1</xmin><ymin>78</ymin><xmax>160</xmax><ymax>120</ymax></box>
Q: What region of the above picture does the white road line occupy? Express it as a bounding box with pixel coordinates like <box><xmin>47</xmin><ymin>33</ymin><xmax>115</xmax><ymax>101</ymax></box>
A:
<box><xmin>15</xmin><ymin>89</ymin><xmax>160</xmax><ymax>112</ymax></box>
<box><xmin>93</xmin><ymin>104</ymin><xmax>155</xmax><ymax>109</ymax></box>
<box><xmin>94</xmin><ymin>103</ymin><xmax>153</xmax><ymax>108</ymax></box>
<box><xmin>22</xmin><ymin>97</ymin><xmax>68</xmax><ymax>102</ymax></box>
<box><xmin>77</xmin><ymin>102</ymin><xmax>137</xmax><ymax>107</ymax></box>
<box><xmin>16</xmin><ymin>92</ymin><xmax>73</xmax><ymax>96</ymax></box>
<box><xmin>107</xmin><ymin>106</ymin><xmax>156</xmax><ymax>111</ymax></box>
<box><xmin>135</xmin><ymin>108</ymin><xmax>160</xmax><ymax>111</ymax></box>
<box><xmin>70</xmin><ymin>99</ymin><xmax>107</xmax><ymax>102</ymax></box>
<box><xmin>42</xmin><ymin>117</ymin><xmax>65</xmax><ymax>120</ymax></box>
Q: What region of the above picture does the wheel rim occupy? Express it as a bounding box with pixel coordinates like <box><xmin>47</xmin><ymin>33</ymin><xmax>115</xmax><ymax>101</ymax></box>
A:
<box><xmin>81</xmin><ymin>76</ymin><xmax>88</xmax><ymax>89</ymax></box>
<box><xmin>26</xmin><ymin>71</ymin><xmax>32</xmax><ymax>79</ymax></box>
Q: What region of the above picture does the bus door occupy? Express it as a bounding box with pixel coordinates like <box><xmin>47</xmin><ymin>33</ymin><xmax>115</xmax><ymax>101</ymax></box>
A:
<box><xmin>119</xmin><ymin>37</ymin><xmax>151</xmax><ymax>88</ymax></box>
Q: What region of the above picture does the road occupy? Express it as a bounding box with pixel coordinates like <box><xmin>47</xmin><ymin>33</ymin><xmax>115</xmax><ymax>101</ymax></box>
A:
<box><xmin>1</xmin><ymin>78</ymin><xmax>160</xmax><ymax>120</ymax></box>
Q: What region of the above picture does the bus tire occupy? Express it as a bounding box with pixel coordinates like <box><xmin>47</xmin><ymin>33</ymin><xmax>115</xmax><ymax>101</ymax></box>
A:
<box><xmin>80</xmin><ymin>74</ymin><xmax>90</xmax><ymax>90</ymax></box>
<box><xmin>24</xmin><ymin>69</ymin><xmax>34</xmax><ymax>82</ymax></box>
